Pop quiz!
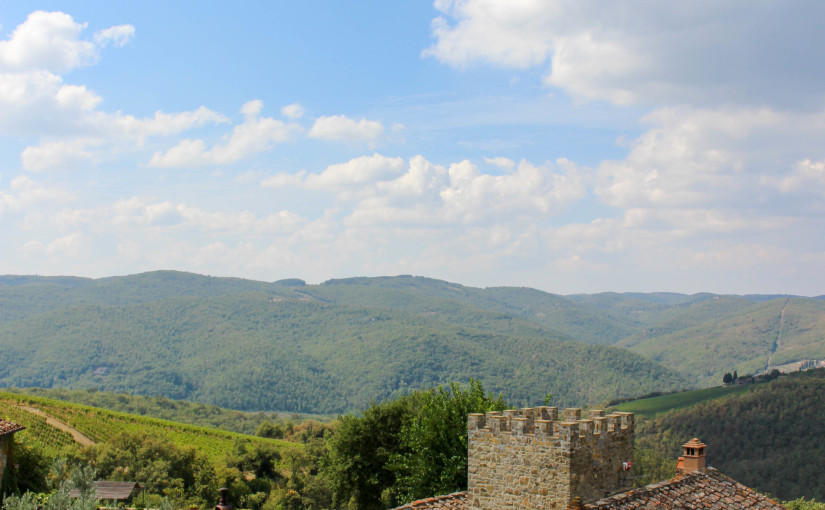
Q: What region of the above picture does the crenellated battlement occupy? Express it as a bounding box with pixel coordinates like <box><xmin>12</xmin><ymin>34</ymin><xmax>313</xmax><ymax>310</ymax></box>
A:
<box><xmin>469</xmin><ymin>407</ymin><xmax>633</xmax><ymax>447</ymax></box>
<box><xmin>468</xmin><ymin>407</ymin><xmax>634</xmax><ymax>510</ymax></box>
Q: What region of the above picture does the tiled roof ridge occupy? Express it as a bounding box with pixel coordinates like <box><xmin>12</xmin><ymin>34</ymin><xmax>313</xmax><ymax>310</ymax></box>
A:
<box><xmin>0</xmin><ymin>418</ymin><xmax>25</xmax><ymax>437</ymax></box>
<box><xmin>392</xmin><ymin>491</ymin><xmax>468</xmax><ymax>509</ymax></box>
<box><xmin>585</xmin><ymin>467</ymin><xmax>786</xmax><ymax>509</ymax></box>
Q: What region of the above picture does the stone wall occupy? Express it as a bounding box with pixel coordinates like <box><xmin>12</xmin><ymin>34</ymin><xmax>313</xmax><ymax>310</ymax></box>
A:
<box><xmin>0</xmin><ymin>436</ymin><xmax>10</xmax><ymax>491</ymax></box>
<box><xmin>467</xmin><ymin>407</ymin><xmax>634</xmax><ymax>510</ymax></box>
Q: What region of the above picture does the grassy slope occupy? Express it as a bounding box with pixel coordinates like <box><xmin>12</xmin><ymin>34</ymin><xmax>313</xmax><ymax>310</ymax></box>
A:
<box><xmin>610</xmin><ymin>384</ymin><xmax>755</xmax><ymax>417</ymax></box>
<box><xmin>0</xmin><ymin>391</ymin><xmax>298</xmax><ymax>463</ymax></box>
<box><xmin>3</xmin><ymin>387</ymin><xmax>333</xmax><ymax>435</ymax></box>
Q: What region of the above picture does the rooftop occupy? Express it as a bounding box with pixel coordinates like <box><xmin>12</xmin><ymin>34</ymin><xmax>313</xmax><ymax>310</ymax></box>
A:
<box><xmin>0</xmin><ymin>418</ymin><xmax>25</xmax><ymax>438</ymax></box>
<box><xmin>389</xmin><ymin>469</ymin><xmax>786</xmax><ymax>510</ymax></box>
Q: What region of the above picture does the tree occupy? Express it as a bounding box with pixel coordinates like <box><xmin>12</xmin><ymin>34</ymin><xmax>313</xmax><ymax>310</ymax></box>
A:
<box><xmin>723</xmin><ymin>373</ymin><xmax>733</xmax><ymax>384</ymax></box>
<box><xmin>84</xmin><ymin>430</ymin><xmax>216</xmax><ymax>508</ymax></box>
<box><xmin>389</xmin><ymin>380</ymin><xmax>506</xmax><ymax>504</ymax></box>
<box><xmin>324</xmin><ymin>393</ymin><xmax>421</xmax><ymax>509</ymax></box>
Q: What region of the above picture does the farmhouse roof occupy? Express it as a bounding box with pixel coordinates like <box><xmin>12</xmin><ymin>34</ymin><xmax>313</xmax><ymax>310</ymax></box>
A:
<box><xmin>388</xmin><ymin>469</ymin><xmax>785</xmax><ymax>510</ymax></box>
<box><xmin>69</xmin><ymin>481</ymin><xmax>142</xmax><ymax>500</ymax></box>
<box><xmin>582</xmin><ymin>468</ymin><xmax>785</xmax><ymax>509</ymax></box>
<box><xmin>0</xmin><ymin>418</ymin><xmax>25</xmax><ymax>437</ymax></box>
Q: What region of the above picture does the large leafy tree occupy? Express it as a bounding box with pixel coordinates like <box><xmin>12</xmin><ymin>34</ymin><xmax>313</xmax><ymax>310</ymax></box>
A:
<box><xmin>390</xmin><ymin>380</ymin><xmax>506</xmax><ymax>503</ymax></box>
<box><xmin>324</xmin><ymin>380</ymin><xmax>506</xmax><ymax>509</ymax></box>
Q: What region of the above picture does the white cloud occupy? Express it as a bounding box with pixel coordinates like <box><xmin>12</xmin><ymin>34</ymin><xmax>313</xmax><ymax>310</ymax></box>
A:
<box><xmin>281</xmin><ymin>102</ymin><xmax>304</xmax><ymax>119</ymax></box>
<box><xmin>440</xmin><ymin>158</ymin><xmax>585</xmax><ymax>223</ymax></box>
<box><xmin>260</xmin><ymin>171</ymin><xmax>307</xmax><ymax>188</ymax></box>
<box><xmin>425</xmin><ymin>0</ymin><xmax>825</xmax><ymax>107</ymax></box>
<box><xmin>766</xmin><ymin>159</ymin><xmax>825</xmax><ymax>194</ymax></box>
<box><xmin>595</xmin><ymin>106</ymin><xmax>825</xmax><ymax>212</ymax></box>
<box><xmin>0</xmin><ymin>175</ymin><xmax>74</xmax><ymax>217</ymax></box>
<box><xmin>93</xmin><ymin>25</ymin><xmax>135</xmax><ymax>48</ymax></box>
<box><xmin>54</xmin><ymin>196</ymin><xmax>307</xmax><ymax>236</ymax></box>
<box><xmin>0</xmin><ymin>11</ymin><xmax>97</xmax><ymax>73</ymax></box>
<box><xmin>305</xmin><ymin>153</ymin><xmax>406</xmax><ymax>189</ymax></box>
<box><xmin>149</xmin><ymin>101</ymin><xmax>300</xmax><ymax>167</ymax></box>
<box><xmin>308</xmin><ymin>115</ymin><xmax>385</xmax><ymax>143</ymax></box>
<box><xmin>112</xmin><ymin>107</ymin><xmax>228</xmax><ymax>138</ymax></box>
<box><xmin>484</xmin><ymin>156</ymin><xmax>516</xmax><ymax>172</ymax></box>
<box><xmin>0</xmin><ymin>11</ymin><xmax>133</xmax><ymax>73</ymax></box>
<box><xmin>21</xmin><ymin>139</ymin><xmax>98</xmax><ymax>171</ymax></box>
<box><xmin>45</xmin><ymin>233</ymin><xmax>89</xmax><ymax>258</ymax></box>
<box><xmin>0</xmin><ymin>11</ymin><xmax>224</xmax><ymax>170</ymax></box>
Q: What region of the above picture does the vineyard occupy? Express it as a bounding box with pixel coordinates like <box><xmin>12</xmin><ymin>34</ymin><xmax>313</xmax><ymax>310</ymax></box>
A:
<box><xmin>0</xmin><ymin>391</ymin><xmax>300</xmax><ymax>462</ymax></box>
<box><xmin>0</xmin><ymin>398</ymin><xmax>76</xmax><ymax>455</ymax></box>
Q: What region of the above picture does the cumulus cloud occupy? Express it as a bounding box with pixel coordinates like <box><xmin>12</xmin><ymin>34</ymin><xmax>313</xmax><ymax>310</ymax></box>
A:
<box><xmin>425</xmin><ymin>0</ymin><xmax>825</xmax><ymax>107</ymax></box>
<box><xmin>21</xmin><ymin>139</ymin><xmax>98</xmax><ymax>171</ymax></box>
<box><xmin>308</xmin><ymin>115</ymin><xmax>385</xmax><ymax>143</ymax></box>
<box><xmin>305</xmin><ymin>153</ymin><xmax>406</xmax><ymax>189</ymax></box>
<box><xmin>595</xmin><ymin>106</ymin><xmax>825</xmax><ymax>211</ymax></box>
<box><xmin>0</xmin><ymin>11</ymin><xmax>97</xmax><ymax>73</ymax></box>
<box><xmin>0</xmin><ymin>11</ymin><xmax>224</xmax><ymax>169</ymax></box>
<box><xmin>0</xmin><ymin>175</ymin><xmax>74</xmax><ymax>217</ymax></box>
<box><xmin>281</xmin><ymin>102</ymin><xmax>304</xmax><ymax>119</ymax></box>
<box><xmin>149</xmin><ymin>101</ymin><xmax>300</xmax><ymax>167</ymax></box>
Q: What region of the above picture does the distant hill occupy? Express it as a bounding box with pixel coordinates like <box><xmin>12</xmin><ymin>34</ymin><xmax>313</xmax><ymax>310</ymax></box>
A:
<box><xmin>632</xmin><ymin>368</ymin><xmax>825</xmax><ymax>502</ymax></box>
<box><xmin>0</xmin><ymin>271</ymin><xmax>687</xmax><ymax>413</ymax></box>
<box><xmin>2</xmin><ymin>271</ymin><xmax>823</xmax><ymax>412</ymax></box>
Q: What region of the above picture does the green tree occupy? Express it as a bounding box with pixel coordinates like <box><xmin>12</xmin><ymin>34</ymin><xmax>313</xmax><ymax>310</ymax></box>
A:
<box><xmin>324</xmin><ymin>393</ymin><xmax>421</xmax><ymax>509</ymax></box>
<box><xmin>1</xmin><ymin>434</ymin><xmax>50</xmax><ymax>498</ymax></box>
<box><xmin>389</xmin><ymin>380</ymin><xmax>506</xmax><ymax>503</ymax></box>
<box><xmin>84</xmin><ymin>430</ymin><xmax>216</xmax><ymax>508</ymax></box>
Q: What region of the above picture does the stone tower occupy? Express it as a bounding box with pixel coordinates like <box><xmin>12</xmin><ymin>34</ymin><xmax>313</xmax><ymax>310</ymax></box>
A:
<box><xmin>467</xmin><ymin>407</ymin><xmax>635</xmax><ymax>510</ymax></box>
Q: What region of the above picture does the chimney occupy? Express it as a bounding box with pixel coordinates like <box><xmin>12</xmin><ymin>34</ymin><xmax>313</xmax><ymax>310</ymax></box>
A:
<box><xmin>676</xmin><ymin>438</ymin><xmax>706</xmax><ymax>475</ymax></box>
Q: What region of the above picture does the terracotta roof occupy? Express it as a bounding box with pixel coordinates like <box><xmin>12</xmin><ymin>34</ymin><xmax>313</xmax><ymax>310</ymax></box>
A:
<box><xmin>389</xmin><ymin>470</ymin><xmax>785</xmax><ymax>510</ymax></box>
<box><xmin>584</xmin><ymin>468</ymin><xmax>786</xmax><ymax>510</ymax></box>
<box><xmin>391</xmin><ymin>492</ymin><xmax>468</xmax><ymax>510</ymax></box>
<box><xmin>0</xmin><ymin>418</ymin><xmax>25</xmax><ymax>437</ymax></box>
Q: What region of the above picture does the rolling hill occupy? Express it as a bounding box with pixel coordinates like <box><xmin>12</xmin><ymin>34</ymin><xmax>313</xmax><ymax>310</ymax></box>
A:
<box><xmin>0</xmin><ymin>272</ymin><xmax>688</xmax><ymax>413</ymax></box>
<box><xmin>2</xmin><ymin>271</ymin><xmax>824</xmax><ymax>413</ymax></box>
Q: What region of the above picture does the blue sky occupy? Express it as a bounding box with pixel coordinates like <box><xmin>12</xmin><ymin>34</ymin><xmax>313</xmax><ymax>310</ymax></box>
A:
<box><xmin>1</xmin><ymin>1</ymin><xmax>824</xmax><ymax>295</ymax></box>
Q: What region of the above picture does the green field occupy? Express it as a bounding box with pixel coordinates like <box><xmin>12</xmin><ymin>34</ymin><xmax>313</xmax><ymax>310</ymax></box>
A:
<box><xmin>609</xmin><ymin>384</ymin><xmax>754</xmax><ymax>417</ymax></box>
<box><xmin>0</xmin><ymin>391</ymin><xmax>300</xmax><ymax>463</ymax></box>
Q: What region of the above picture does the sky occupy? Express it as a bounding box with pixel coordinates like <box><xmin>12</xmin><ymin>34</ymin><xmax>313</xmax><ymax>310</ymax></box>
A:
<box><xmin>1</xmin><ymin>1</ymin><xmax>824</xmax><ymax>295</ymax></box>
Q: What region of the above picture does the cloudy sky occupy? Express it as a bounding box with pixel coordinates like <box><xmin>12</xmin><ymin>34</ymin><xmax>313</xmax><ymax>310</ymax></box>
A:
<box><xmin>1</xmin><ymin>1</ymin><xmax>824</xmax><ymax>295</ymax></box>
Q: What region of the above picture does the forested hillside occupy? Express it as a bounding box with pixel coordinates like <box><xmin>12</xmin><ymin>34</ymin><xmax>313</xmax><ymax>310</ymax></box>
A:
<box><xmin>634</xmin><ymin>368</ymin><xmax>825</xmax><ymax>502</ymax></box>
<box><xmin>0</xmin><ymin>272</ymin><xmax>686</xmax><ymax>413</ymax></box>
<box><xmin>2</xmin><ymin>271</ymin><xmax>824</xmax><ymax>412</ymax></box>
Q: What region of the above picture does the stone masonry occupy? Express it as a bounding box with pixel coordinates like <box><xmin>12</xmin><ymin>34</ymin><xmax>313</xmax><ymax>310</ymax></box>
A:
<box><xmin>467</xmin><ymin>407</ymin><xmax>634</xmax><ymax>510</ymax></box>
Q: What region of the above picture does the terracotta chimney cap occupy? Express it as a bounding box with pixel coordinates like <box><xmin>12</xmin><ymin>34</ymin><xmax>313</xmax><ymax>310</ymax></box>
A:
<box><xmin>683</xmin><ymin>438</ymin><xmax>706</xmax><ymax>449</ymax></box>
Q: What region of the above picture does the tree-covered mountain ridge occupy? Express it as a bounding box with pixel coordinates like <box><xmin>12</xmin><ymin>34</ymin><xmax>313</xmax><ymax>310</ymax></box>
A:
<box><xmin>1</xmin><ymin>271</ymin><xmax>823</xmax><ymax>412</ymax></box>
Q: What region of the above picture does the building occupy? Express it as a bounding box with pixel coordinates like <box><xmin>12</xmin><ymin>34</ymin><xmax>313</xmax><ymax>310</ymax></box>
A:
<box><xmin>393</xmin><ymin>407</ymin><xmax>786</xmax><ymax>510</ymax></box>
<box><xmin>0</xmin><ymin>418</ymin><xmax>25</xmax><ymax>492</ymax></box>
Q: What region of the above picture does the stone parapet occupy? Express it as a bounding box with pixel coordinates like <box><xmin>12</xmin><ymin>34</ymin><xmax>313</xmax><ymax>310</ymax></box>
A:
<box><xmin>468</xmin><ymin>408</ymin><xmax>634</xmax><ymax>510</ymax></box>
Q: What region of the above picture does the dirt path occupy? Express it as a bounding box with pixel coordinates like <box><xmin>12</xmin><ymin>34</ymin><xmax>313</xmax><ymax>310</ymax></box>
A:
<box><xmin>766</xmin><ymin>297</ymin><xmax>790</xmax><ymax>372</ymax></box>
<box><xmin>17</xmin><ymin>405</ymin><xmax>95</xmax><ymax>446</ymax></box>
